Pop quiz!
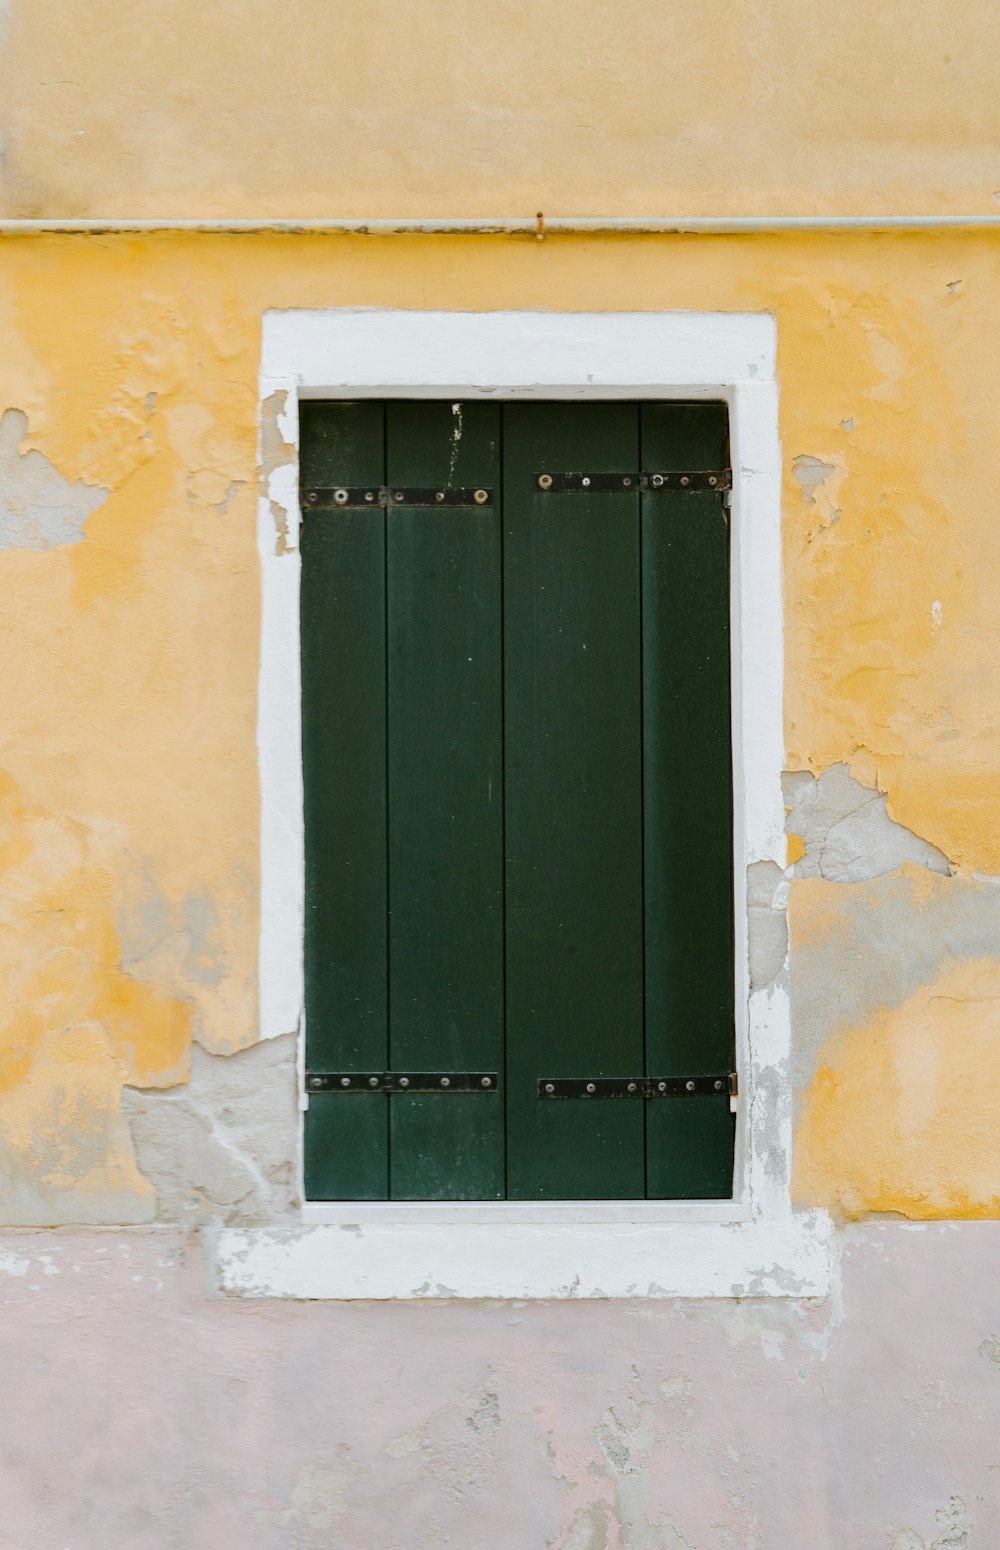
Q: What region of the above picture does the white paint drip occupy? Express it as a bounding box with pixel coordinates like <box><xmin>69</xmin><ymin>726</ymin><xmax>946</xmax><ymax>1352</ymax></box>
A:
<box><xmin>448</xmin><ymin>400</ymin><xmax>463</xmax><ymax>482</ymax></box>
<box><xmin>932</xmin><ymin>599</ymin><xmax>943</xmax><ymax>631</ymax></box>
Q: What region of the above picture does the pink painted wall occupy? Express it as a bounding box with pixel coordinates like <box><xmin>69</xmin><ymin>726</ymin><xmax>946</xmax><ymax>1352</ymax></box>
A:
<box><xmin>1</xmin><ymin>1224</ymin><xmax>993</xmax><ymax>1548</ymax></box>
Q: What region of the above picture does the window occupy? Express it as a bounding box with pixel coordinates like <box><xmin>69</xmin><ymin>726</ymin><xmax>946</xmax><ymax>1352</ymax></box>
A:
<box><xmin>299</xmin><ymin>398</ymin><xmax>735</xmax><ymax>1202</ymax></box>
<box><xmin>231</xmin><ymin>308</ymin><xmax>820</xmax><ymax>1299</ymax></box>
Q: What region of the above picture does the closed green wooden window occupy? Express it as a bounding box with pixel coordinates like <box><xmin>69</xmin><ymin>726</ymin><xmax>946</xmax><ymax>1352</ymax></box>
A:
<box><xmin>300</xmin><ymin>400</ymin><xmax>735</xmax><ymax>1201</ymax></box>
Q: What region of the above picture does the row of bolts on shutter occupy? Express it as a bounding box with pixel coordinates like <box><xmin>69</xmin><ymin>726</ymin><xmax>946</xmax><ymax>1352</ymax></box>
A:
<box><xmin>536</xmin><ymin>475</ymin><xmax>718</xmax><ymax>490</ymax></box>
<box><xmin>321</xmin><ymin>489</ymin><xmax>491</xmax><ymax>505</ymax></box>
<box><xmin>312</xmin><ymin>1075</ymin><xmax>495</xmax><ymax>1089</ymax></box>
<box><xmin>310</xmin><ymin>1076</ymin><xmax>720</xmax><ymax>1092</ymax></box>
<box><xmin>542</xmin><ymin>1080</ymin><xmax>715</xmax><ymax>1093</ymax></box>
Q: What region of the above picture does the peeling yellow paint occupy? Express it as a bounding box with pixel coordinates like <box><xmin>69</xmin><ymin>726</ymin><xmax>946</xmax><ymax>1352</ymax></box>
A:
<box><xmin>1</xmin><ymin>230</ymin><xmax>999</xmax><ymax>1219</ymax></box>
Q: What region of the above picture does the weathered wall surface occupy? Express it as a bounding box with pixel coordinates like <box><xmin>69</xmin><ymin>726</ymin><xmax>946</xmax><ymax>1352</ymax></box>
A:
<box><xmin>3</xmin><ymin>2</ymin><xmax>1000</xmax><ymax>1540</ymax></box>
<box><xmin>3</xmin><ymin>232</ymin><xmax>1000</xmax><ymax>1225</ymax></box>
<box><xmin>0</xmin><ymin>1222</ymin><xmax>996</xmax><ymax>1547</ymax></box>
<box><xmin>3</xmin><ymin>1</ymin><xmax>1000</xmax><ymax>218</ymax></box>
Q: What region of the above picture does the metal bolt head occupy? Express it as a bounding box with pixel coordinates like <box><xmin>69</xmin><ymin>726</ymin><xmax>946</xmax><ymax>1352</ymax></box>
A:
<box><xmin>685</xmin><ymin>1080</ymin><xmax>695</xmax><ymax>1091</ymax></box>
<box><xmin>544</xmin><ymin>1082</ymin><xmax>555</xmax><ymax>1094</ymax></box>
<box><xmin>368</xmin><ymin>1076</ymin><xmax>379</xmax><ymax>1088</ymax></box>
<box><xmin>340</xmin><ymin>1076</ymin><xmax>351</xmax><ymax>1087</ymax></box>
<box><xmin>398</xmin><ymin>1076</ymin><xmax>410</xmax><ymax>1088</ymax></box>
<box><xmin>436</xmin><ymin>490</ymin><xmax>445</xmax><ymax>502</ymax></box>
<box><xmin>481</xmin><ymin>1076</ymin><xmax>492</xmax><ymax>1088</ymax></box>
<box><xmin>585</xmin><ymin>1081</ymin><xmax>596</xmax><ymax>1094</ymax></box>
<box><xmin>538</xmin><ymin>473</ymin><xmax>553</xmax><ymax>490</ymax></box>
<box><xmin>364</xmin><ymin>490</ymin><xmax>375</xmax><ymax>502</ymax></box>
<box><xmin>708</xmin><ymin>476</ymin><xmax>717</xmax><ymax>487</ymax></box>
<box><xmin>334</xmin><ymin>488</ymin><xmax>348</xmax><ymax>505</ymax></box>
<box><xmin>714</xmin><ymin>1080</ymin><xmax>723</xmax><ymax>1090</ymax></box>
<box><xmin>308</xmin><ymin>1075</ymin><xmax>322</xmax><ymax>1090</ymax></box>
<box><xmin>651</xmin><ymin>474</ymin><xmax>664</xmax><ymax>488</ymax></box>
<box><xmin>680</xmin><ymin>476</ymin><xmax>690</xmax><ymax>487</ymax></box>
<box><xmin>440</xmin><ymin>1076</ymin><xmax>451</xmax><ymax>1087</ymax></box>
<box><xmin>622</xmin><ymin>477</ymin><xmax>632</xmax><ymax>488</ymax></box>
<box><xmin>306</xmin><ymin>491</ymin><xmax>318</xmax><ymax>504</ymax></box>
<box><xmin>657</xmin><ymin>1081</ymin><xmax>666</xmax><ymax>1093</ymax></box>
<box><xmin>581</xmin><ymin>477</ymin><xmax>591</xmax><ymax>487</ymax></box>
<box><xmin>627</xmin><ymin>1081</ymin><xmax>637</xmax><ymax>1093</ymax></box>
<box><xmin>394</xmin><ymin>490</ymin><xmax>405</xmax><ymax>502</ymax></box>
<box><xmin>474</xmin><ymin>489</ymin><xmax>488</xmax><ymax>505</ymax></box>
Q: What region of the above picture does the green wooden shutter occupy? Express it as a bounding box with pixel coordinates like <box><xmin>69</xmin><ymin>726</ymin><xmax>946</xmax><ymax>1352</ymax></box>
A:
<box><xmin>503</xmin><ymin>403</ymin><xmax>646</xmax><ymax>1199</ymax></box>
<box><xmin>300</xmin><ymin>400</ymin><xmax>735</xmax><ymax>1201</ymax></box>
<box><xmin>301</xmin><ymin>401</ymin><xmax>388</xmax><ymax>1199</ymax></box>
<box><xmin>640</xmin><ymin>404</ymin><xmax>735</xmax><ymax>1198</ymax></box>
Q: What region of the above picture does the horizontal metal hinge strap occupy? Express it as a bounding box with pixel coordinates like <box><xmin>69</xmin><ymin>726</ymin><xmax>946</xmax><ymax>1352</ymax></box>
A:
<box><xmin>535</xmin><ymin>470</ymin><xmax>731</xmax><ymax>493</ymax></box>
<box><xmin>538</xmin><ymin>1074</ymin><xmax>737</xmax><ymax>1099</ymax></box>
<box><xmin>306</xmin><ymin>1071</ymin><xmax>498</xmax><ymax>1093</ymax></box>
<box><xmin>302</xmin><ymin>486</ymin><xmax>493</xmax><ymax>510</ymax></box>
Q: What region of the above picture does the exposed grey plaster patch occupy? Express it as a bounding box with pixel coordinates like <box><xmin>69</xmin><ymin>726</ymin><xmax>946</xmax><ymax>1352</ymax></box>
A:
<box><xmin>979</xmin><ymin>1335</ymin><xmax>1000</xmax><ymax>1368</ymax></box>
<box><xmin>783</xmin><ymin>764</ymin><xmax>950</xmax><ymax>884</ymax></box>
<box><xmin>594</xmin><ymin>1398</ymin><xmax>697</xmax><ymax>1550</ymax></box>
<box><xmin>841</xmin><ymin>416</ymin><xmax>856</xmax><ymax>431</ymax></box>
<box><xmin>560</xmin><ymin>1502</ymin><xmax>611</xmax><ymax>1550</ymax></box>
<box><xmin>791</xmin><ymin>453</ymin><xmax>836</xmax><ymax>503</ymax></box>
<box><xmin>789</xmin><ymin>866</ymin><xmax>1000</xmax><ymax>1104</ymax></box>
<box><xmin>747</xmin><ymin>859</ymin><xmax>789</xmax><ymax>988</ymax></box>
<box><xmin>466</xmin><ymin>1390</ymin><xmax>500</xmax><ymax>1432</ymax></box>
<box><xmin>0</xmin><ymin>408</ymin><xmax>108</xmax><ymax>551</ymax></box>
<box><xmin>117</xmin><ymin>878</ymin><xmax>226</xmax><ymax>1044</ymax></box>
<box><xmin>122</xmin><ymin>1033</ymin><xmax>298</xmax><ymax>1226</ymax></box>
<box><xmin>749</xmin><ymin>1055</ymin><xmax>791</xmax><ymax>1191</ymax></box>
<box><xmin>216</xmin><ymin>479</ymin><xmax>245</xmax><ymax>514</ymax></box>
<box><xmin>894</xmin><ymin>1497</ymin><xmax>972</xmax><ymax>1550</ymax></box>
<box><xmin>255</xmin><ymin>1451</ymin><xmax>362</xmax><ymax>1533</ymax></box>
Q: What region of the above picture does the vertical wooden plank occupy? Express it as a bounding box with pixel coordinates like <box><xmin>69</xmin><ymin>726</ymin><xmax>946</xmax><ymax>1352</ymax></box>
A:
<box><xmin>641</xmin><ymin>402</ymin><xmax>736</xmax><ymax>1198</ymax></box>
<box><xmin>503</xmin><ymin>402</ymin><xmax>646</xmax><ymax>1199</ymax></box>
<box><xmin>385</xmin><ymin>402</ymin><xmax>505</xmax><ymax>1199</ymax></box>
<box><xmin>300</xmin><ymin>401</ymin><xmax>388</xmax><ymax>1200</ymax></box>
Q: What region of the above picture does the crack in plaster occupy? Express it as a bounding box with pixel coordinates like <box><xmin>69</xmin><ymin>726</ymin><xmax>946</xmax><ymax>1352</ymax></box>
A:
<box><xmin>0</xmin><ymin>408</ymin><xmax>108</xmax><ymax>550</ymax></box>
<box><xmin>121</xmin><ymin>1032</ymin><xmax>299</xmax><ymax>1226</ymax></box>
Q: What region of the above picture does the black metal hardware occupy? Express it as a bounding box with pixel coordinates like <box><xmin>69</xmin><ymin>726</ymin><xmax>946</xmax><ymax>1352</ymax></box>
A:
<box><xmin>538</xmin><ymin>1074</ymin><xmax>737</xmax><ymax>1099</ymax></box>
<box><xmin>534</xmin><ymin>471</ymin><xmax>731</xmax><ymax>494</ymax></box>
<box><xmin>306</xmin><ymin>1071</ymin><xmax>499</xmax><ymax>1093</ymax></box>
<box><xmin>302</xmin><ymin>486</ymin><xmax>493</xmax><ymax>510</ymax></box>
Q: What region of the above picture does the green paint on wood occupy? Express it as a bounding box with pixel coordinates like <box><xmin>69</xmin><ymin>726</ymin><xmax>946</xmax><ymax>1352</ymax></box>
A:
<box><xmin>300</xmin><ymin>400</ymin><xmax>734</xmax><ymax>1201</ymax></box>
<box><xmin>300</xmin><ymin>401</ymin><xmax>388</xmax><ymax>1198</ymax></box>
<box><xmin>385</xmin><ymin>402</ymin><xmax>504</xmax><ymax>1199</ymax></box>
<box><xmin>641</xmin><ymin>403</ymin><xmax>736</xmax><ymax>1197</ymax></box>
<box><xmin>503</xmin><ymin>402</ymin><xmax>646</xmax><ymax>1199</ymax></box>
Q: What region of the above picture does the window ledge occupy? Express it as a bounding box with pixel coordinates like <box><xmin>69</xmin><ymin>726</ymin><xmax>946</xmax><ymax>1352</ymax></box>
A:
<box><xmin>212</xmin><ymin>1210</ymin><xmax>833</xmax><ymax>1300</ymax></box>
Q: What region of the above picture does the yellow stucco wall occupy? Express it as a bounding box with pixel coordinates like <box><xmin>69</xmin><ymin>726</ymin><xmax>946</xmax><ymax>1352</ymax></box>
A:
<box><xmin>3</xmin><ymin>2</ymin><xmax>1000</xmax><ymax>219</ymax></box>
<box><xmin>2</xmin><ymin>231</ymin><xmax>999</xmax><ymax>1221</ymax></box>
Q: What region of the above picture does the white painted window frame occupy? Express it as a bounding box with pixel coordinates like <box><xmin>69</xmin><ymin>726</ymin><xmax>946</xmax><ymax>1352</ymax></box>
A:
<box><xmin>218</xmin><ymin>308</ymin><xmax>832</xmax><ymax>1300</ymax></box>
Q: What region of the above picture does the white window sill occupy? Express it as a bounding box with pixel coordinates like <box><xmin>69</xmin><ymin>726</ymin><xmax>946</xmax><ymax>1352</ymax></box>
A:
<box><xmin>212</xmin><ymin>1208</ymin><xmax>833</xmax><ymax>1300</ymax></box>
